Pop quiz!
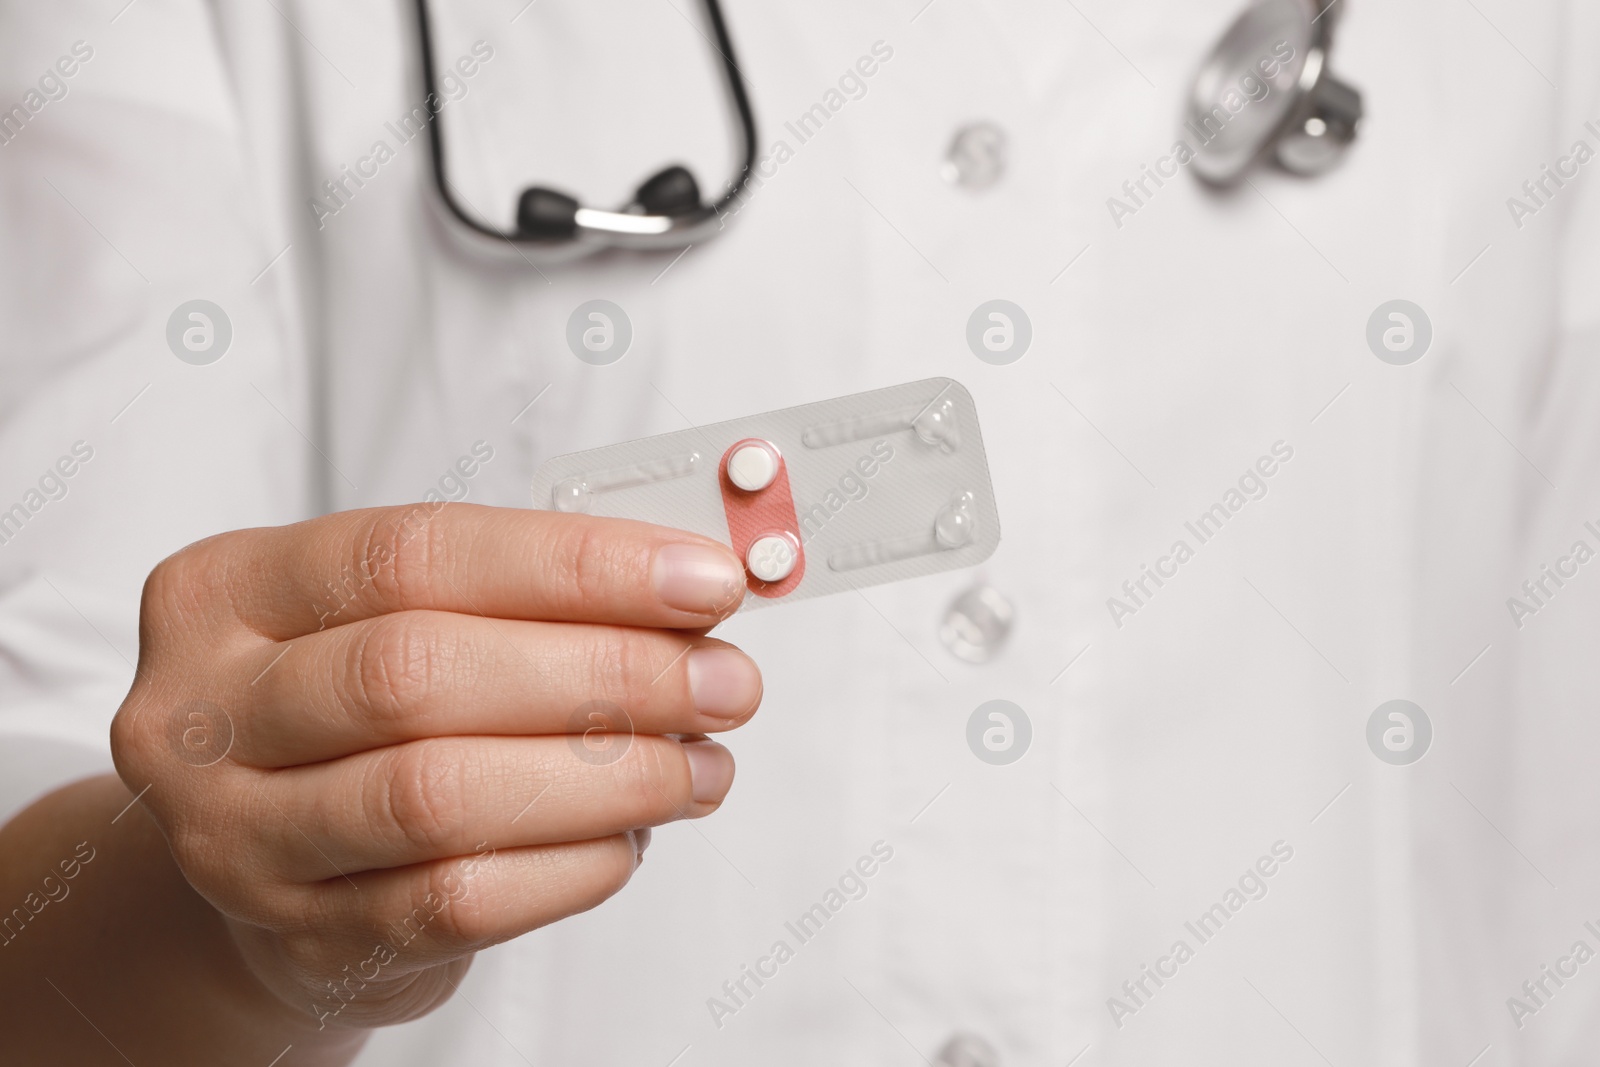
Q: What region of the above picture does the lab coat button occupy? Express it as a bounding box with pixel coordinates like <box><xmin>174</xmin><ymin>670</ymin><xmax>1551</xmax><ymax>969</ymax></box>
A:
<box><xmin>939</xmin><ymin>582</ymin><xmax>1015</xmax><ymax>663</ymax></box>
<box><xmin>941</xmin><ymin>122</ymin><xmax>1007</xmax><ymax>189</ymax></box>
<box><xmin>934</xmin><ymin>1032</ymin><xmax>1001</xmax><ymax>1067</ymax></box>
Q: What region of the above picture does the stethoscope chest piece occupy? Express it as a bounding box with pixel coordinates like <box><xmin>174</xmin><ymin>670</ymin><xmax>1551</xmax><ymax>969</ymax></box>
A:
<box><xmin>1186</xmin><ymin>0</ymin><xmax>1362</xmax><ymax>185</ymax></box>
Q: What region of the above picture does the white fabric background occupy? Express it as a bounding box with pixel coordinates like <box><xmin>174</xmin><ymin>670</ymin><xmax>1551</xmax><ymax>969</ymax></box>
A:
<box><xmin>2</xmin><ymin>1</ymin><xmax>1598</xmax><ymax>1064</ymax></box>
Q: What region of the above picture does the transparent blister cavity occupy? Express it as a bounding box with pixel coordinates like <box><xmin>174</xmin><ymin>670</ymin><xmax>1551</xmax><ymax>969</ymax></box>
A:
<box><xmin>531</xmin><ymin>378</ymin><xmax>1001</xmax><ymax>610</ymax></box>
<box><xmin>800</xmin><ymin>394</ymin><xmax>962</xmax><ymax>454</ymax></box>
<box><xmin>827</xmin><ymin>492</ymin><xmax>977</xmax><ymax>572</ymax></box>
<box><xmin>552</xmin><ymin>452</ymin><xmax>701</xmax><ymax>513</ymax></box>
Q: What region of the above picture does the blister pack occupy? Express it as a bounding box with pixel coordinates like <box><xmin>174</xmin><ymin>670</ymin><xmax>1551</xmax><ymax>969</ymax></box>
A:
<box><xmin>531</xmin><ymin>378</ymin><xmax>1002</xmax><ymax>611</ymax></box>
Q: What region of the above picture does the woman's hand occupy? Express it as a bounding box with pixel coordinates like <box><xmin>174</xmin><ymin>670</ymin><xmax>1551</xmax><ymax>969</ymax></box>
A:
<box><xmin>109</xmin><ymin>503</ymin><xmax>760</xmax><ymax>1034</ymax></box>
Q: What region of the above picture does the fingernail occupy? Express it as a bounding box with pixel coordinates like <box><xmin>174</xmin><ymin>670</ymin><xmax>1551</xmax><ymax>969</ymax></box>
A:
<box><xmin>652</xmin><ymin>543</ymin><xmax>745</xmax><ymax>615</ymax></box>
<box><xmin>630</xmin><ymin>827</ymin><xmax>651</xmax><ymax>869</ymax></box>
<box><xmin>681</xmin><ymin>739</ymin><xmax>735</xmax><ymax>807</ymax></box>
<box><xmin>687</xmin><ymin>647</ymin><xmax>763</xmax><ymax>721</ymax></box>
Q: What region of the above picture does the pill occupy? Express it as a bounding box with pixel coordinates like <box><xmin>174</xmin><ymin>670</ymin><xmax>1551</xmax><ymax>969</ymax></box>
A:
<box><xmin>746</xmin><ymin>533</ymin><xmax>798</xmax><ymax>583</ymax></box>
<box><xmin>726</xmin><ymin>441</ymin><xmax>780</xmax><ymax>492</ymax></box>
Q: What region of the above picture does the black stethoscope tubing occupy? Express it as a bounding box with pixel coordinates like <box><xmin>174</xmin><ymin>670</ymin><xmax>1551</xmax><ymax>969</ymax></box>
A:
<box><xmin>413</xmin><ymin>0</ymin><xmax>759</xmax><ymax>248</ymax></box>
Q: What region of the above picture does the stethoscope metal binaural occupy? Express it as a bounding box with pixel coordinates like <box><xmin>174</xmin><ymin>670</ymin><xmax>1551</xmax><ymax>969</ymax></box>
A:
<box><xmin>414</xmin><ymin>0</ymin><xmax>1359</xmax><ymax>258</ymax></box>
<box><xmin>413</xmin><ymin>0</ymin><xmax>757</xmax><ymax>255</ymax></box>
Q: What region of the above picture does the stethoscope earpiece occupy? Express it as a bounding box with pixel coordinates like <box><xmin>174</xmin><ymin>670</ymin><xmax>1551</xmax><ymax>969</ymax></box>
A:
<box><xmin>516</xmin><ymin>188</ymin><xmax>580</xmax><ymax>240</ymax></box>
<box><xmin>1186</xmin><ymin>0</ymin><xmax>1362</xmax><ymax>186</ymax></box>
<box><xmin>634</xmin><ymin>165</ymin><xmax>703</xmax><ymax>217</ymax></box>
<box><xmin>514</xmin><ymin>167</ymin><xmax>704</xmax><ymax>240</ymax></box>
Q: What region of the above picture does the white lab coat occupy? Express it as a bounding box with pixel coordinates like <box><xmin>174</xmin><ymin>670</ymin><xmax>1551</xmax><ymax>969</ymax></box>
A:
<box><xmin>3</xmin><ymin>1</ymin><xmax>1600</xmax><ymax>1064</ymax></box>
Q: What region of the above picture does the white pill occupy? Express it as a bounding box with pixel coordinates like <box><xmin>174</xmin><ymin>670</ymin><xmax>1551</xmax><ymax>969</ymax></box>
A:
<box><xmin>727</xmin><ymin>442</ymin><xmax>779</xmax><ymax>492</ymax></box>
<box><xmin>746</xmin><ymin>534</ymin><xmax>798</xmax><ymax>583</ymax></box>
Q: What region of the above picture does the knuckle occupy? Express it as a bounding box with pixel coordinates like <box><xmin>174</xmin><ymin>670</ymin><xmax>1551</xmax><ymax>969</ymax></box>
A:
<box><xmin>415</xmin><ymin>859</ymin><xmax>494</xmax><ymax>950</ymax></box>
<box><xmin>563</xmin><ymin>522</ymin><xmax>623</xmax><ymax>609</ymax></box>
<box><xmin>142</xmin><ymin>550</ymin><xmax>200</xmax><ymax>621</ymax></box>
<box><xmin>587</xmin><ymin>629</ymin><xmax>659</xmax><ymax>711</ymax></box>
<box><xmin>139</xmin><ymin>538</ymin><xmax>227</xmax><ymax>636</ymax></box>
<box><xmin>276</xmin><ymin>919</ymin><xmax>341</xmax><ymax>978</ymax></box>
<box><xmin>355</xmin><ymin>507</ymin><xmax>445</xmax><ymax>612</ymax></box>
<box><xmin>348</xmin><ymin>614</ymin><xmax>445</xmax><ymax>732</ymax></box>
<box><xmin>108</xmin><ymin>694</ymin><xmax>184</xmax><ymax>783</ymax></box>
<box><xmin>163</xmin><ymin>826</ymin><xmax>214</xmax><ymax>885</ymax></box>
<box><xmin>108</xmin><ymin>699</ymin><xmax>150</xmax><ymax>771</ymax></box>
<box><xmin>616</xmin><ymin>737</ymin><xmax>682</xmax><ymax>825</ymax></box>
<box><xmin>166</xmin><ymin>820</ymin><xmax>281</xmax><ymax>924</ymax></box>
<box><xmin>370</xmin><ymin>741</ymin><xmax>465</xmax><ymax>857</ymax></box>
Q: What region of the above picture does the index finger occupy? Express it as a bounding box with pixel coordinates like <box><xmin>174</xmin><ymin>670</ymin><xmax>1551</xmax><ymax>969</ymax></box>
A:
<box><xmin>180</xmin><ymin>504</ymin><xmax>747</xmax><ymax>639</ymax></box>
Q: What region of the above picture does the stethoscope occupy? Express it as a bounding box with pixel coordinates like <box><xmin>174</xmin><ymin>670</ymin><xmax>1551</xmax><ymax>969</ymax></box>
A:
<box><xmin>1186</xmin><ymin>0</ymin><xmax>1363</xmax><ymax>185</ymax></box>
<box><xmin>413</xmin><ymin>0</ymin><xmax>757</xmax><ymax>254</ymax></box>
<box><xmin>414</xmin><ymin>0</ymin><xmax>1358</xmax><ymax>256</ymax></box>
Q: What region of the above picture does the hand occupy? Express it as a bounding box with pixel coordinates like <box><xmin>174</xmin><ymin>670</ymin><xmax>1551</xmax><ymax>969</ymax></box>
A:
<box><xmin>110</xmin><ymin>503</ymin><xmax>759</xmax><ymax>1032</ymax></box>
